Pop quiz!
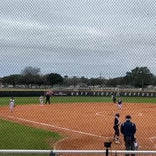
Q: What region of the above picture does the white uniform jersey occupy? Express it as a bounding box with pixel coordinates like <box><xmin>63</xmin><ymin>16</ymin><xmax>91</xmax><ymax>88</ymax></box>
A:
<box><xmin>9</xmin><ymin>99</ymin><xmax>15</xmax><ymax>112</ymax></box>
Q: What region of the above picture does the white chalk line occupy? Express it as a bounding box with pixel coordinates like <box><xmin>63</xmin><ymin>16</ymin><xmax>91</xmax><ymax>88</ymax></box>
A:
<box><xmin>149</xmin><ymin>137</ymin><xmax>156</xmax><ymax>148</ymax></box>
<box><xmin>7</xmin><ymin>116</ymin><xmax>106</xmax><ymax>139</ymax></box>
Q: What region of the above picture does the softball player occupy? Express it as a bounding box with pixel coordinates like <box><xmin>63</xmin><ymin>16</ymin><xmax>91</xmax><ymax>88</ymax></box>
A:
<box><xmin>113</xmin><ymin>113</ymin><xmax>120</xmax><ymax>143</ymax></box>
<box><xmin>117</xmin><ymin>98</ymin><xmax>122</xmax><ymax>110</ymax></box>
<box><xmin>9</xmin><ymin>97</ymin><xmax>15</xmax><ymax>112</ymax></box>
<box><xmin>39</xmin><ymin>95</ymin><xmax>44</xmax><ymax>105</ymax></box>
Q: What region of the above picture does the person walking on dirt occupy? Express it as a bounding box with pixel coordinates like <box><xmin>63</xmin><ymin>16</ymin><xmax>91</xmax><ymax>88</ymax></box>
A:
<box><xmin>120</xmin><ymin>115</ymin><xmax>137</xmax><ymax>156</ymax></box>
<box><xmin>117</xmin><ymin>98</ymin><xmax>122</xmax><ymax>109</ymax></box>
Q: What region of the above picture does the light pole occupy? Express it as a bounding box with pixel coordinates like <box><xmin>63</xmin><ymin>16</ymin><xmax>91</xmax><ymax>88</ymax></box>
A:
<box><xmin>139</xmin><ymin>71</ymin><xmax>144</xmax><ymax>90</ymax></box>
<box><xmin>141</xmin><ymin>79</ymin><xmax>144</xmax><ymax>90</ymax></box>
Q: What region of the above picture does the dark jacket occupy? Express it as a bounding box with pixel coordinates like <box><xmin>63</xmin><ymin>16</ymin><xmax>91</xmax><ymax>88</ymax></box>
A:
<box><xmin>114</xmin><ymin>117</ymin><xmax>119</xmax><ymax>128</ymax></box>
<box><xmin>120</xmin><ymin>120</ymin><xmax>136</xmax><ymax>137</ymax></box>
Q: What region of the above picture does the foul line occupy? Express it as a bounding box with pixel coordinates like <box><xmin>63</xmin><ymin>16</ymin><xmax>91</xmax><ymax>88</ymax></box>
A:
<box><xmin>149</xmin><ymin>137</ymin><xmax>156</xmax><ymax>148</ymax></box>
<box><xmin>8</xmin><ymin>116</ymin><xmax>106</xmax><ymax>139</ymax></box>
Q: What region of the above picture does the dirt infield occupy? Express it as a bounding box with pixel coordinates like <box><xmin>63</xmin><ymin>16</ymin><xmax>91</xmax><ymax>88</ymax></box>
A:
<box><xmin>0</xmin><ymin>102</ymin><xmax>156</xmax><ymax>151</ymax></box>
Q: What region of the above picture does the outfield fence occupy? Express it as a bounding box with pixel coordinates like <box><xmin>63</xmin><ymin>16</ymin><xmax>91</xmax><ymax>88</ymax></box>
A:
<box><xmin>1</xmin><ymin>150</ymin><xmax>156</xmax><ymax>156</ymax></box>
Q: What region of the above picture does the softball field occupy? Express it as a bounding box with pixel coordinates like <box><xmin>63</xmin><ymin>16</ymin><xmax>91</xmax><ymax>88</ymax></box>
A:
<box><xmin>0</xmin><ymin>102</ymin><xmax>156</xmax><ymax>151</ymax></box>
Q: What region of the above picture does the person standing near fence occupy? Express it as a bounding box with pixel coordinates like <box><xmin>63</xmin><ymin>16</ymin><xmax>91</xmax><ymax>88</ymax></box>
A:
<box><xmin>120</xmin><ymin>115</ymin><xmax>137</xmax><ymax>156</ymax></box>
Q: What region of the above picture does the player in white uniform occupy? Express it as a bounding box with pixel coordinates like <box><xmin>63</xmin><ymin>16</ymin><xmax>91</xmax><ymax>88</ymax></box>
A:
<box><xmin>9</xmin><ymin>97</ymin><xmax>15</xmax><ymax>112</ymax></box>
<box><xmin>39</xmin><ymin>95</ymin><xmax>44</xmax><ymax>105</ymax></box>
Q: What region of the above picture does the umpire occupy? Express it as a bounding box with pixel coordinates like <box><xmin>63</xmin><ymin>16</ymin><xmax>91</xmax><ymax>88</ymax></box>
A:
<box><xmin>120</xmin><ymin>115</ymin><xmax>136</xmax><ymax>156</ymax></box>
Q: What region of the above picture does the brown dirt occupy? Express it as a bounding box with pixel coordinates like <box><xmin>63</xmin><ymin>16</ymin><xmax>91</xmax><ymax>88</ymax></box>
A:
<box><xmin>0</xmin><ymin>102</ymin><xmax>156</xmax><ymax>152</ymax></box>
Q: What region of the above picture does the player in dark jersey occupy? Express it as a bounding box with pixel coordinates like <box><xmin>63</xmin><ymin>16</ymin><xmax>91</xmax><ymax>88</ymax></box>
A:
<box><xmin>117</xmin><ymin>98</ymin><xmax>122</xmax><ymax>110</ymax></box>
<box><xmin>113</xmin><ymin>113</ymin><xmax>120</xmax><ymax>143</ymax></box>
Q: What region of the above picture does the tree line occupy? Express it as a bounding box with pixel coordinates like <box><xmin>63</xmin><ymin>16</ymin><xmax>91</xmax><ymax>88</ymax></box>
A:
<box><xmin>1</xmin><ymin>66</ymin><xmax>156</xmax><ymax>89</ymax></box>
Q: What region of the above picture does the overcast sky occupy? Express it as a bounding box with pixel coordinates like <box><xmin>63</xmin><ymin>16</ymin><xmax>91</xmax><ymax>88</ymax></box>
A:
<box><xmin>1</xmin><ymin>0</ymin><xmax>156</xmax><ymax>78</ymax></box>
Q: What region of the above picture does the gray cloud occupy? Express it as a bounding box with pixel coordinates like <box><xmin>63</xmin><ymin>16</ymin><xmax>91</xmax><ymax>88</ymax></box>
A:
<box><xmin>1</xmin><ymin>0</ymin><xmax>156</xmax><ymax>78</ymax></box>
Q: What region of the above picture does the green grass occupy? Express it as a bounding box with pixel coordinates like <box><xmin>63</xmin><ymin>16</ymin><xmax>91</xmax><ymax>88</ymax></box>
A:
<box><xmin>121</xmin><ymin>97</ymin><xmax>156</xmax><ymax>103</ymax></box>
<box><xmin>0</xmin><ymin>119</ymin><xmax>62</xmax><ymax>156</ymax></box>
<box><xmin>0</xmin><ymin>119</ymin><xmax>61</xmax><ymax>149</ymax></box>
<box><xmin>0</xmin><ymin>96</ymin><xmax>156</xmax><ymax>106</ymax></box>
<box><xmin>0</xmin><ymin>97</ymin><xmax>39</xmax><ymax>106</ymax></box>
<box><xmin>53</xmin><ymin>96</ymin><xmax>156</xmax><ymax>104</ymax></box>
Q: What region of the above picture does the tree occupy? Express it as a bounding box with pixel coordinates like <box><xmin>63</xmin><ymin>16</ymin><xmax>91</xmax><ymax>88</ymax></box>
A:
<box><xmin>90</xmin><ymin>78</ymin><xmax>103</xmax><ymax>86</ymax></box>
<box><xmin>2</xmin><ymin>74</ymin><xmax>22</xmax><ymax>87</ymax></box>
<box><xmin>20</xmin><ymin>66</ymin><xmax>42</xmax><ymax>88</ymax></box>
<box><xmin>106</xmin><ymin>77</ymin><xmax>123</xmax><ymax>87</ymax></box>
<box><xmin>46</xmin><ymin>73</ymin><xmax>63</xmax><ymax>86</ymax></box>
<box><xmin>21</xmin><ymin>66</ymin><xmax>40</xmax><ymax>76</ymax></box>
<box><xmin>124</xmin><ymin>67</ymin><xmax>155</xmax><ymax>88</ymax></box>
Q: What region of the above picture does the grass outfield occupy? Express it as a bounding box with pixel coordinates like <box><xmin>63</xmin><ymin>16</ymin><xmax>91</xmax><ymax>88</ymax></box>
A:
<box><xmin>0</xmin><ymin>119</ymin><xmax>61</xmax><ymax>149</ymax></box>
<box><xmin>0</xmin><ymin>119</ymin><xmax>61</xmax><ymax>155</ymax></box>
<box><xmin>0</xmin><ymin>96</ymin><xmax>156</xmax><ymax>106</ymax></box>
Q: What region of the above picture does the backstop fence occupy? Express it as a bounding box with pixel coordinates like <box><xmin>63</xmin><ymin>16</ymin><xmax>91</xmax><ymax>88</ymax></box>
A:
<box><xmin>1</xmin><ymin>150</ymin><xmax>156</xmax><ymax>156</ymax></box>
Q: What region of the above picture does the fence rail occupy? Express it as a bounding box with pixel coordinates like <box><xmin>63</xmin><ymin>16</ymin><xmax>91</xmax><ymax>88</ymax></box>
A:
<box><xmin>1</xmin><ymin>150</ymin><xmax>156</xmax><ymax>155</ymax></box>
